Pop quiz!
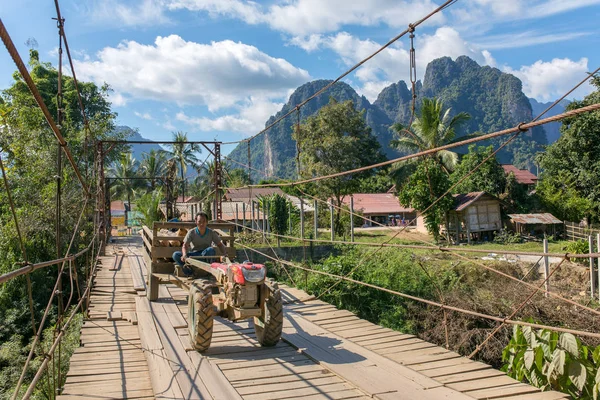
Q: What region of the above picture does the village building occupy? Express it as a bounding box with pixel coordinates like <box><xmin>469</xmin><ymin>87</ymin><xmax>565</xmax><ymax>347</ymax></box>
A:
<box><xmin>340</xmin><ymin>193</ymin><xmax>416</xmax><ymax>227</ymax></box>
<box><xmin>508</xmin><ymin>213</ymin><xmax>562</xmax><ymax>236</ymax></box>
<box><xmin>444</xmin><ymin>191</ymin><xmax>502</xmax><ymax>244</ymax></box>
<box><xmin>501</xmin><ymin>164</ymin><xmax>538</xmax><ymax>192</ymax></box>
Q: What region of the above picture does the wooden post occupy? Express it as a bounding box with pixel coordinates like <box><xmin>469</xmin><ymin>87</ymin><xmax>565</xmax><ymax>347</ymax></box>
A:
<box><xmin>455</xmin><ymin>213</ymin><xmax>460</xmax><ymax>244</ymax></box>
<box><xmin>466</xmin><ymin>218</ymin><xmax>471</xmax><ymax>245</ymax></box>
<box><xmin>445</xmin><ymin>212</ymin><xmax>451</xmax><ymax>244</ymax></box>
<box><xmin>242</xmin><ymin>203</ymin><xmax>246</xmax><ymax>232</ymax></box>
<box><xmin>597</xmin><ymin>233</ymin><xmax>600</xmax><ymax>301</ymax></box>
<box><xmin>350</xmin><ymin>196</ymin><xmax>354</xmax><ymax>243</ymax></box>
<box><xmin>543</xmin><ymin>239</ymin><xmax>549</xmax><ymax>297</ymax></box>
<box><xmin>313</xmin><ymin>199</ymin><xmax>318</xmax><ymax>241</ymax></box>
<box><xmin>330</xmin><ymin>201</ymin><xmax>334</xmax><ymax>241</ymax></box>
<box><xmin>590</xmin><ymin>235</ymin><xmax>595</xmax><ymax>298</ymax></box>
<box><xmin>300</xmin><ymin>198</ymin><xmax>304</xmax><ymax>239</ymax></box>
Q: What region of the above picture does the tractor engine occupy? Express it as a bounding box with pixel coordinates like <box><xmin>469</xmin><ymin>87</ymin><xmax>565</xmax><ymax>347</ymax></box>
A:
<box><xmin>211</xmin><ymin>261</ymin><xmax>267</xmax><ymax>319</ymax></box>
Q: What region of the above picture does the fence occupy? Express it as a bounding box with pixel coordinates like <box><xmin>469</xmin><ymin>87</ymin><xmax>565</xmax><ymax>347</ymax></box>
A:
<box><xmin>564</xmin><ymin>221</ymin><xmax>600</xmax><ymax>241</ymax></box>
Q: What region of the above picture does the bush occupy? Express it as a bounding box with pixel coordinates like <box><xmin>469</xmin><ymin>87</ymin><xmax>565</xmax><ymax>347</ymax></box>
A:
<box><xmin>503</xmin><ymin>325</ymin><xmax>600</xmax><ymax>399</ymax></box>
<box><xmin>493</xmin><ymin>230</ymin><xmax>523</xmax><ymax>244</ymax></box>
<box><xmin>562</xmin><ymin>240</ymin><xmax>590</xmax><ymax>264</ymax></box>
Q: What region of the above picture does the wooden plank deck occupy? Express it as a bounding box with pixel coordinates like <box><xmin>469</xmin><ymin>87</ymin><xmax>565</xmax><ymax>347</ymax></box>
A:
<box><xmin>58</xmin><ymin>238</ymin><xmax>153</xmax><ymax>399</ymax></box>
<box><xmin>59</xmin><ymin>237</ymin><xmax>569</xmax><ymax>399</ymax></box>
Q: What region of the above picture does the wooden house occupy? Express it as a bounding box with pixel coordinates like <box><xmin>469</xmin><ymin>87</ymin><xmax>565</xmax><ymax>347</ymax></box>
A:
<box><xmin>445</xmin><ymin>192</ymin><xmax>502</xmax><ymax>244</ymax></box>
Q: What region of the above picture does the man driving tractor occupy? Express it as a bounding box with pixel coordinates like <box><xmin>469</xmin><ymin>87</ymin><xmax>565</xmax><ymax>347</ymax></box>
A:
<box><xmin>173</xmin><ymin>212</ymin><xmax>227</xmax><ymax>276</ymax></box>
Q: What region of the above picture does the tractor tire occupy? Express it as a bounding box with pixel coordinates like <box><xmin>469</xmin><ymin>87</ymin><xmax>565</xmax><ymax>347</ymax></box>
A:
<box><xmin>188</xmin><ymin>279</ymin><xmax>215</xmax><ymax>352</ymax></box>
<box><xmin>254</xmin><ymin>279</ymin><xmax>283</xmax><ymax>346</ymax></box>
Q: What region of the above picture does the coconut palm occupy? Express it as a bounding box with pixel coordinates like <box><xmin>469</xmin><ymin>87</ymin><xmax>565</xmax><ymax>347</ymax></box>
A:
<box><xmin>107</xmin><ymin>153</ymin><xmax>140</xmax><ymax>218</ymax></box>
<box><xmin>166</xmin><ymin>132</ymin><xmax>200</xmax><ymax>201</ymax></box>
<box><xmin>139</xmin><ymin>149</ymin><xmax>167</xmax><ymax>192</ymax></box>
<box><xmin>392</xmin><ymin>97</ymin><xmax>470</xmax><ymax>174</ymax></box>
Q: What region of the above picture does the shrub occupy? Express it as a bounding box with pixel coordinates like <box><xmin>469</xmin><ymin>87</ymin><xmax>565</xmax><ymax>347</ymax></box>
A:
<box><xmin>502</xmin><ymin>325</ymin><xmax>600</xmax><ymax>399</ymax></box>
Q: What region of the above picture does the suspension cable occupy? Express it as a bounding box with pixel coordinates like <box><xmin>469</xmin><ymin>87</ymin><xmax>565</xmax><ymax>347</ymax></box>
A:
<box><xmin>238</xmin><ymin>244</ymin><xmax>600</xmax><ymax>339</ymax></box>
<box><xmin>233</xmin><ymin>221</ymin><xmax>600</xmax><ymax>317</ymax></box>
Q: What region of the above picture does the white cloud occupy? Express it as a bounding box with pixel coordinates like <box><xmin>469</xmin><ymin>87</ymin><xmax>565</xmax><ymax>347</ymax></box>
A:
<box><xmin>306</xmin><ymin>27</ymin><xmax>493</xmax><ymax>101</ymax></box>
<box><xmin>118</xmin><ymin>0</ymin><xmax>446</xmax><ymax>35</ymax></box>
<box><xmin>74</xmin><ymin>35</ymin><xmax>310</xmax><ymax>111</ymax></box>
<box><xmin>134</xmin><ymin>111</ymin><xmax>153</xmax><ymax>120</ymax></box>
<box><xmin>503</xmin><ymin>58</ymin><xmax>592</xmax><ymax>102</ymax></box>
<box><xmin>176</xmin><ymin>96</ymin><xmax>284</xmax><ymax>135</ymax></box>
<box><xmin>108</xmin><ymin>92</ymin><xmax>128</xmax><ymax>107</ymax></box>
<box><xmin>166</xmin><ymin>0</ymin><xmax>263</xmax><ymax>23</ymax></box>
<box><xmin>266</xmin><ymin>0</ymin><xmax>445</xmax><ymax>36</ymax></box>
<box><xmin>473</xmin><ymin>31</ymin><xmax>590</xmax><ymax>50</ymax></box>
<box><xmin>88</xmin><ymin>0</ymin><xmax>169</xmax><ymax>27</ymax></box>
<box><xmin>452</xmin><ymin>0</ymin><xmax>600</xmax><ymax>28</ymax></box>
<box><xmin>288</xmin><ymin>35</ymin><xmax>323</xmax><ymax>52</ymax></box>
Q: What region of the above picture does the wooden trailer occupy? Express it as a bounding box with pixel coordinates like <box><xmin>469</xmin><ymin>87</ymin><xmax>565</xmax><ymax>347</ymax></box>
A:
<box><xmin>141</xmin><ymin>221</ymin><xmax>237</xmax><ymax>300</ymax></box>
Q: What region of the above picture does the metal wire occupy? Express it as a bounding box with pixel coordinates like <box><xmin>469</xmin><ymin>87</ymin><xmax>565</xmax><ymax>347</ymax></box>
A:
<box><xmin>238</xmin><ymin>243</ymin><xmax>600</xmax><ymax>339</ymax></box>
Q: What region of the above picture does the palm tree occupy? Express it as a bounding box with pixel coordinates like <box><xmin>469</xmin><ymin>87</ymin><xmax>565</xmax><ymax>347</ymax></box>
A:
<box><xmin>167</xmin><ymin>132</ymin><xmax>200</xmax><ymax>201</ymax></box>
<box><xmin>139</xmin><ymin>149</ymin><xmax>167</xmax><ymax>192</ymax></box>
<box><xmin>392</xmin><ymin>98</ymin><xmax>470</xmax><ymax>174</ymax></box>
<box><xmin>108</xmin><ymin>153</ymin><xmax>140</xmax><ymax>220</ymax></box>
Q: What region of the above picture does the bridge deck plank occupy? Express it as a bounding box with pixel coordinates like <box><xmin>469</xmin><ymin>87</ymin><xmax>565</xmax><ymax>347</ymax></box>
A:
<box><xmin>58</xmin><ymin>238</ymin><xmax>569</xmax><ymax>400</ymax></box>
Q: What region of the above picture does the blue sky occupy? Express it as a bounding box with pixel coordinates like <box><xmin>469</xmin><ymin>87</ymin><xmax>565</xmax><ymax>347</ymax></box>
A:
<box><xmin>1</xmin><ymin>0</ymin><xmax>599</xmax><ymax>156</ymax></box>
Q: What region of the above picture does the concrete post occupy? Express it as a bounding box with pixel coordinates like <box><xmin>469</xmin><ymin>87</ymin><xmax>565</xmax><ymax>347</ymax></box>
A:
<box><xmin>313</xmin><ymin>199</ymin><xmax>318</xmax><ymax>241</ymax></box>
<box><xmin>543</xmin><ymin>239</ymin><xmax>549</xmax><ymax>297</ymax></box>
<box><xmin>251</xmin><ymin>201</ymin><xmax>255</xmax><ymax>231</ymax></box>
<box><xmin>235</xmin><ymin>203</ymin><xmax>239</xmax><ymax>231</ymax></box>
<box><xmin>330</xmin><ymin>201</ymin><xmax>335</xmax><ymax>242</ymax></box>
<box><xmin>590</xmin><ymin>235</ymin><xmax>595</xmax><ymax>298</ymax></box>
<box><xmin>350</xmin><ymin>196</ymin><xmax>354</xmax><ymax>243</ymax></box>
<box><xmin>300</xmin><ymin>198</ymin><xmax>304</xmax><ymax>239</ymax></box>
<box><xmin>242</xmin><ymin>203</ymin><xmax>246</xmax><ymax>232</ymax></box>
<box><xmin>288</xmin><ymin>201</ymin><xmax>292</xmax><ymax>235</ymax></box>
<box><xmin>597</xmin><ymin>233</ymin><xmax>600</xmax><ymax>301</ymax></box>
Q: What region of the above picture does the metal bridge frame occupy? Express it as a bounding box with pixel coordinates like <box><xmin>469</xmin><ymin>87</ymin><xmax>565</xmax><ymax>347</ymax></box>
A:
<box><xmin>96</xmin><ymin>140</ymin><xmax>224</xmax><ymax>245</ymax></box>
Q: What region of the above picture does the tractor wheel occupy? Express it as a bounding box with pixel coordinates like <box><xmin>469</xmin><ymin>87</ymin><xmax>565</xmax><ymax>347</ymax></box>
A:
<box><xmin>254</xmin><ymin>279</ymin><xmax>283</xmax><ymax>346</ymax></box>
<box><xmin>188</xmin><ymin>279</ymin><xmax>215</xmax><ymax>352</ymax></box>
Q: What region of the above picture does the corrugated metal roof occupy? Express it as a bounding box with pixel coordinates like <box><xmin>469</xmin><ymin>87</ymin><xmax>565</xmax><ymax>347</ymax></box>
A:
<box><xmin>224</xmin><ymin>187</ymin><xmax>285</xmax><ymax>201</ymax></box>
<box><xmin>508</xmin><ymin>213</ymin><xmax>562</xmax><ymax>224</ymax></box>
<box><xmin>453</xmin><ymin>191</ymin><xmax>486</xmax><ymax>211</ymax></box>
<box><xmin>502</xmin><ymin>165</ymin><xmax>538</xmax><ymax>185</ymax></box>
<box><xmin>340</xmin><ymin>193</ymin><xmax>414</xmax><ymax>215</ymax></box>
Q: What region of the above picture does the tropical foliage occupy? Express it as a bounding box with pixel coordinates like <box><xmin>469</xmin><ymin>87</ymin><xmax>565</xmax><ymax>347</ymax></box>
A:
<box><xmin>392</xmin><ymin>97</ymin><xmax>470</xmax><ymax>174</ymax></box>
<box><xmin>537</xmin><ymin>77</ymin><xmax>600</xmax><ymax>222</ymax></box>
<box><xmin>294</xmin><ymin>98</ymin><xmax>385</xmax><ymax>235</ymax></box>
<box><xmin>503</xmin><ymin>326</ymin><xmax>600</xmax><ymax>399</ymax></box>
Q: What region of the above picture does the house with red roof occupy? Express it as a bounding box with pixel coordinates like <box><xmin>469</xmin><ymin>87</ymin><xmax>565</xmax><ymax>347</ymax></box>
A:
<box><xmin>340</xmin><ymin>193</ymin><xmax>416</xmax><ymax>227</ymax></box>
<box><xmin>501</xmin><ymin>165</ymin><xmax>538</xmax><ymax>191</ymax></box>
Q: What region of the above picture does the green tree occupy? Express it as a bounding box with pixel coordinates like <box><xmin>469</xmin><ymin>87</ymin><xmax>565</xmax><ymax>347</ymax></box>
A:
<box><xmin>294</xmin><ymin>98</ymin><xmax>385</xmax><ymax>235</ymax></box>
<box><xmin>392</xmin><ymin>97</ymin><xmax>470</xmax><ymax>174</ymax></box>
<box><xmin>450</xmin><ymin>145</ymin><xmax>506</xmax><ymax>196</ymax></box>
<box><xmin>266</xmin><ymin>194</ymin><xmax>290</xmax><ymax>247</ymax></box>
<box><xmin>537</xmin><ymin>77</ymin><xmax>600</xmax><ymax>221</ymax></box>
<box><xmin>536</xmin><ymin>172</ymin><xmax>593</xmax><ymax>222</ymax></box>
<box><xmin>108</xmin><ymin>153</ymin><xmax>140</xmax><ymax>216</ymax></box>
<box><xmin>135</xmin><ymin>189</ymin><xmax>164</xmax><ymax>227</ymax></box>
<box><xmin>398</xmin><ymin>158</ymin><xmax>454</xmax><ymax>240</ymax></box>
<box><xmin>0</xmin><ymin>51</ymin><xmax>119</xmax><ymax>394</ymax></box>
<box><xmin>504</xmin><ymin>172</ymin><xmax>532</xmax><ymax>213</ymax></box>
<box><xmin>225</xmin><ymin>168</ymin><xmax>250</xmax><ymax>188</ymax></box>
<box><xmin>167</xmin><ymin>132</ymin><xmax>200</xmax><ymax>200</ymax></box>
<box><xmin>139</xmin><ymin>149</ymin><xmax>167</xmax><ymax>191</ymax></box>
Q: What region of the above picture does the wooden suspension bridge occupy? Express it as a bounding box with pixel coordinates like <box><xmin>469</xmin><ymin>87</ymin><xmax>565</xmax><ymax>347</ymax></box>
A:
<box><xmin>55</xmin><ymin>236</ymin><xmax>569</xmax><ymax>400</ymax></box>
